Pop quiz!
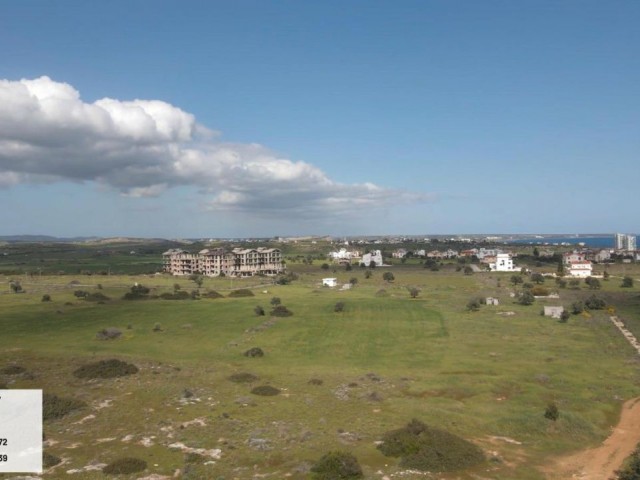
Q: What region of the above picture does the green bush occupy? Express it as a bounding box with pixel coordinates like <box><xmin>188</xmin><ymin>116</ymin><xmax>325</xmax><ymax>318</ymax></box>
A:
<box><xmin>228</xmin><ymin>289</ymin><xmax>255</xmax><ymax>297</ymax></box>
<box><xmin>616</xmin><ymin>445</ymin><xmax>640</xmax><ymax>480</ymax></box>
<box><xmin>1</xmin><ymin>365</ymin><xmax>26</xmax><ymax>375</ymax></box>
<box><xmin>244</xmin><ymin>347</ymin><xmax>264</xmax><ymax>358</ymax></box>
<box><xmin>251</xmin><ymin>385</ymin><xmax>280</xmax><ymax>396</ymax></box>
<box><xmin>228</xmin><ymin>372</ymin><xmax>258</xmax><ymax>383</ymax></box>
<box><xmin>96</xmin><ymin>328</ymin><xmax>122</xmax><ymax>340</ymax></box>
<box><xmin>159</xmin><ymin>291</ymin><xmax>190</xmax><ymax>300</ymax></box>
<box><xmin>202</xmin><ymin>290</ymin><xmax>224</xmax><ymax>299</ymax></box>
<box><xmin>41</xmin><ymin>294</ymin><xmax>52</xmax><ymax>302</ymax></box>
<box><xmin>43</xmin><ymin>393</ymin><xmax>86</xmax><ymax>421</ymax></box>
<box><xmin>311</xmin><ymin>451</ymin><xmax>363</xmax><ymax>479</ymax></box>
<box><xmin>585</xmin><ymin>294</ymin><xmax>606</xmax><ymax>310</ymax></box>
<box><xmin>271</xmin><ymin>305</ymin><xmax>293</xmax><ymax>317</ymax></box>
<box><xmin>73</xmin><ymin>359</ymin><xmax>139</xmax><ymax>379</ymax></box>
<box><xmin>377</xmin><ymin>419</ymin><xmax>484</xmax><ymax>472</ymax></box>
<box><xmin>530</xmin><ymin>286</ymin><xmax>550</xmax><ymax>296</ymax></box>
<box><xmin>254</xmin><ymin>305</ymin><xmax>265</xmax><ymax>316</ymax></box>
<box><xmin>84</xmin><ymin>292</ymin><xmax>110</xmax><ymax>302</ymax></box>
<box><xmin>43</xmin><ymin>451</ymin><xmax>62</xmax><ymax>468</ymax></box>
<box><xmin>544</xmin><ymin>403</ymin><xmax>559</xmax><ymax>421</ymax></box>
<box><xmin>102</xmin><ymin>457</ymin><xmax>147</xmax><ymax>475</ymax></box>
<box><xmin>334</xmin><ymin>301</ymin><xmax>345</xmax><ymax>312</ymax></box>
<box><xmin>466</xmin><ymin>298</ymin><xmax>482</xmax><ymax>312</ymax></box>
<box><xmin>622</xmin><ymin>276</ymin><xmax>634</xmax><ymax>288</ymax></box>
<box><xmin>123</xmin><ymin>284</ymin><xmax>150</xmax><ymax>300</ymax></box>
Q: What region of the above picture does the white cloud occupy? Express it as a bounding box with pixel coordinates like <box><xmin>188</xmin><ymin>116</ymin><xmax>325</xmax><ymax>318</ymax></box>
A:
<box><xmin>0</xmin><ymin>76</ymin><xmax>432</xmax><ymax>218</ymax></box>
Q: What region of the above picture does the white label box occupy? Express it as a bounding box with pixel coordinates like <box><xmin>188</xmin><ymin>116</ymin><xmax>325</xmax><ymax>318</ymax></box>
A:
<box><xmin>0</xmin><ymin>390</ymin><xmax>42</xmax><ymax>473</ymax></box>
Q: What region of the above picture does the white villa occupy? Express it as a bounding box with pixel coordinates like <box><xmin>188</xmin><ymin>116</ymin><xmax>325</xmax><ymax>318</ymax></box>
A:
<box><xmin>329</xmin><ymin>248</ymin><xmax>360</xmax><ymax>263</ymax></box>
<box><xmin>489</xmin><ymin>253</ymin><xmax>518</xmax><ymax>272</ymax></box>
<box><xmin>361</xmin><ymin>250</ymin><xmax>383</xmax><ymax>267</ymax></box>
<box><xmin>567</xmin><ymin>260</ymin><xmax>593</xmax><ymax>278</ymax></box>
<box><xmin>322</xmin><ymin>278</ymin><xmax>338</xmax><ymax>287</ymax></box>
<box><xmin>163</xmin><ymin>247</ymin><xmax>284</xmax><ymax>277</ymax></box>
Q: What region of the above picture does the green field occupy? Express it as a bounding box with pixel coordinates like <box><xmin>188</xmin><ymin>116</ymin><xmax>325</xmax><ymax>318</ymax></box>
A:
<box><xmin>2</xmin><ymin>258</ymin><xmax>640</xmax><ymax>479</ymax></box>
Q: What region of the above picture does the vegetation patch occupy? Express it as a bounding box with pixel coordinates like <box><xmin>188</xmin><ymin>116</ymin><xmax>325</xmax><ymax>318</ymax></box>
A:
<box><xmin>244</xmin><ymin>347</ymin><xmax>264</xmax><ymax>358</ymax></box>
<box><xmin>73</xmin><ymin>359</ymin><xmax>139</xmax><ymax>379</ymax></box>
<box><xmin>228</xmin><ymin>289</ymin><xmax>255</xmax><ymax>297</ymax></box>
<box><xmin>377</xmin><ymin>419</ymin><xmax>484</xmax><ymax>472</ymax></box>
<box><xmin>1</xmin><ymin>365</ymin><xmax>26</xmax><ymax>375</ymax></box>
<box><xmin>159</xmin><ymin>290</ymin><xmax>190</xmax><ymax>300</ymax></box>
<box><xmin>202</xmin><ymin>290</ymin><xmax>224</xmax><ymax>299</ymax></box>
<box><xmin>84</xmin><ymin>292</ymin><xmax>111</xmax><ymax>302</ymax></box>
<box><xmin>102</xmin><ymin>457</ymin><xmax>147</xmax><ymax>475</ymax></box>
<box><xmin>228</xmin><ymin>372</ymin><xmax>259</xmax><ymax>383</ymax></box>
<box><xmin>616</xmin><ymin>443</ymin><xmax>640</xmax><ymax>480</ymax></box>
<box><xmin>43</xmin><ymin>393</ymin><xmax>86</xmax><ymax>421</ymax></box>
<box><xmin>43</xmin><ymin>451</ymin><xmax>62</xmax><ymax>468</ymax></box>
<box><xmin>271</xmin><ymin>305</ymin><xmax>293</xmax><ymax>317</ymax></box>
<box><xmin>310</xmin><ymin>450</ymin><xmax>363</xmax><ymax>479</ymax></box>
<box><xmin>251</xmin><ymin>385</ymin><xmax>280</xmax><ymax>396</ymax></box>
<box><xmin>96</xmin><ymin>328</ymin><xmax>122</xmax><ymax>340</ymax></box>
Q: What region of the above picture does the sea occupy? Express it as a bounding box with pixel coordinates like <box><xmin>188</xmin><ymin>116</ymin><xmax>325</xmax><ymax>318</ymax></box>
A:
<box><xmin>509</xmin><ymin>235</ymin><xmax>636</xmax><ymax>248</ymax></box>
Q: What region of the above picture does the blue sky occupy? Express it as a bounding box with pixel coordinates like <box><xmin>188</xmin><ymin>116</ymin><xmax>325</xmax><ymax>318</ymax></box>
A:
<box><xmin>0</xmin><ymin>1</ymin><xmax>638</xmax><ymax>237</ymax></box>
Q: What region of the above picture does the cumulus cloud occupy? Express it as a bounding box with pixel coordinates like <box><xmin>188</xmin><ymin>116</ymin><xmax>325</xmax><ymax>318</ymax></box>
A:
<box><xmin>0</xmin><ymin>76</ymin><xmax>431</xmax><ymax>217</ymax></box>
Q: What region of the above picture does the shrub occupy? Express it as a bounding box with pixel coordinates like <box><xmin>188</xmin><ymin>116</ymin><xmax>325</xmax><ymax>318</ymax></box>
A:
<box><xmin>270</xmin><ymin>297</ymin><xmax>281</xmax><ymax>306</ymax></box>
<box><xmin>271</xmin><ymin>305</ymin><xmax>293</xmax><ymax>317</ymax></box>
<box><xmin>251</xmin><ymin>385</ymin><xmax>280</xmax><ymax>396</ymax></box>
<box><xmin>409</xmin><ymin>287</ymin><xmax>420</xmax><ymax>298</ymax></box>
<box><xmin>615</xmin><ymin>445</ymin><xmax>640</xmax><ymax>480</ymax></box>
<box><xmin>555</xmin><ymin>278</ymin><xmax>567</xmax><ymax>289</ymax></box>
<box><xmin>585</xmin><ymin>295</ymin><xmax>606</xmax><ymax>310</ymax></box>
<box><xmin>571</xmin><ymin>301</ymin><xmax>585</xmax><ymax>315</ymax></box>
<box><xmin>310</xmin><ymin>450</ymin><xmax>363</xmax><ymax>479</ymax></box>
<box><xmin>96</xmin><ymin>328</ymin><xmax>122</xmax><ymax>340</ymax></box>
<box><xmin>383</xmin><ymin>272</ymin><xmax>395</xmax><ymax>282</ymax></box>
<box><xmin>585</xmin><ymin>277</ymin><xmax>601</xmax><ymax>290</ymax></box>
<box><xmin>43</xmin><ymin>393</ymin><xmax>86</xmax><ymax>421</ymax></box>
<box><xmin>466</xmin><ymin>298</ymin><xmax>482</xmax><ymax>312</ymax></box>
<box><xmin>569</xmin><ymin>279</ymin><xmax>581</xmax><ymax>289</ymax></box>
<box><xmin>228</xmin><ymin>289</ymin><xmax>255</xmax><ymax>297</ymax></box>
<box><xmin>544</xmin><ymin>403</ymin><xmax>559</xmax><ymax>421</ymax></box>
<box><xmin>254</xmin><ymin>305</ymin><xmax>265</xmax><ymax>316</ymax></box>
<box><xmin>73</xmin><ymin>359</ymin><xmax>139</xmax><ymax>379</ymax></box>
<box><xmin>349</xmin><ymin>277</ymin><xmax>358</xmax><ymax>285</ymax></box>
<box><xmin>244</xmin><ymin>347</ymin><xmax>264</xmax><ymax>358</ymax></box>
<box><xmin>41</xmin><ymin>294</ymin><xmax>51</xmax><ymax>302</ymax></box>
<box><xmin>622</xmin><ymin>276</ymin><xmax>634</xmax><ymax>288</ymax></box>
<box><xmin>518</xmin><ymin>291</ymin><xmax>535</xmax><ymax>306</ymax></box>
<box><xmin>375</xmin><ymin>289</ymin><xmax>387</xmax><ymax>297</ymax></box>
<box><xmin>1</xmin><ymin>365</ymin><xmax>26</xmax><ymax>375</ymax></box>
<box><xmin>309</xmin><ymin>378</ymin><xmax>324</xmax><ymax>385</ymax></box>
<box><xmin>559</xmin><ymin>310</ymin><xmax>570</xmax><ymax>323</ymax></box>
<box><xmin>74</xmin><ymin>290</ymin><xmax>89</xmax><ymax>298</ymax></box>
<box><xmin>321</xmin><ymin>263</ymin><xmax>330</xmax><ymax>270</ymax></box>
<box><xmin>102</xmin><ymin>457</ymin><xmax>147</xmax><ymax>475</ymax></box>
<box><xmin>334</xmin><ymin>301</ymin><xmax>345</xmax><ymax>312</ymax></box>
<box><xmin>123</xmin><ymin>284</ymin><xmax>150</xmax><ymax>300</ymax></box>
<box><xmin>159</xmin><ymin>291</ymin><xmax>190</xmax><ymax>300</ymax></box>
<box><xmin>531</xmin><ymin>273</ymin><xmax>545</xmax><ymax>284</ymax></box>
<box><xmin>530</xmin><ymin>286</ymin><xmax>550</xmax><ymax>296</ymax></box>
<box><xmin>228</xmin><ymin>373</ymin><xmax>258</xmax><ymax>383</ymax></box>
<box><xmin>43</xmin><ymin>451</ymin><xmax>62</xmax><ymax>468</ymax></box>
<box><xmin>202</xmin><ymin>290</ymin><xmax>224</xmax><ymax>299</ymax></box>
<box><xmin>153</xmin><ymin>323</ymin><xmax>163</xmax><ymax>332</ymax></box>
<box><xmin>463</xmin><ymin>266</ymin><xmax>473</xmax><ymax>275</ymax></box>
<box><xmin>377</xmin><ymin>419</ymin><xmax>484</xmax><ymax>472</ymax></box>
<box><xmin>84</xmin><ymin>292</ymin><xmax>110</xmax><ymax>302</ymax></box>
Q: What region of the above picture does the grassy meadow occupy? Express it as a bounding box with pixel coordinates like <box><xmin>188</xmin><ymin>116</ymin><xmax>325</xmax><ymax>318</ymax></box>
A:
<box><xmin>1</xmin><ymin>253</ymin><xmax>640</xmax><ymax>479</ymax></box>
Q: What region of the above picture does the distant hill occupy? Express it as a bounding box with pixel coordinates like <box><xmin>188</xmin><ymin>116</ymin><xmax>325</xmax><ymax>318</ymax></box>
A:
<box><xmin>0</xmin><ymin>235</ymin><xmax>169</xmax><ymax>244</ymax></box>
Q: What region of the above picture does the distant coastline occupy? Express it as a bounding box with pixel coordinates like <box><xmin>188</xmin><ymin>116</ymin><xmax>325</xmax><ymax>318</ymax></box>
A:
<box><xmin>508</xmin><ymin>235</ymin><xmax>626</xmax><ymax>248</ymax></box>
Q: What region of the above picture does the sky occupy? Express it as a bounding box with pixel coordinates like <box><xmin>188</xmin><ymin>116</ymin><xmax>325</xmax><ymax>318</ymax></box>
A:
<box><xmin>0</xmin><ymin>0</ymin><xmax>638</xmax><ymax>238</ymax></box>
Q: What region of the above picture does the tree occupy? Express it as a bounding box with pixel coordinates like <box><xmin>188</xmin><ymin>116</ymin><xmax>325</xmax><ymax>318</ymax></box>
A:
<box><xmin>270</xmin><ymin>297</ymin><xmax>281</xmax><ymax>306</ymax></box>
<box><xmin>369</xmin><ymin>260</ymin><xmax>377</xmax><ymax>269</ymax></box>
<box><xmin>555</xmin><ymin>278</ymin><xmax>567</xmax><ymax>289</ymax></box>
<box><xmin>321</xmin><ymin>263</ymin><xmax>330</xmax><ymax>270</ymax></box>
<box><xmin>41</xmin><ymin>294</ymin><xmax>51</xmax><ymax>302</ymax></box>
<box><xmin>533</xmin><ymin>247</ymin><xmax>540</xmax><ymax>258</ymax></box>
<box><xmin>173</xmin><ymin>283</ymin><xmax>181</xmax><ymax>292</ymax></box>
<box><xmin>585</xmin><ymin>277</ymin><xmax>601</xmax><ymax>290</ymax></box>
<box><xmin>349</xmin><ymin>277</ymin><xmax>358</xmax><ymax>286</ymax></box>
<box><xmin>254</xmin><ymin>306</ymin><xmax>265</xmax><ymax>316</ymax></box>
<box><xmin>571</xmin><ymin>301</ymin><xmax>584</xmax><ymax>315</ymax></box>
<box><xmin>345</xmin><ymin>263</ymin><xmax>352</xmax><ymax>271</ymax></box>
<box><xmin>603</xmin><ymin>270</ymin><xmax>610</xmax><ymax>281</ymax></box>
<box><xmin>518</xmin><ymin>291</ymin><xmax>535</xmax><ymax>306</ymax></box>
<box><xmin>334</xmin><ymin>302</ymin><xmax>345</xmax><ymax>312</ymax></box>
<box><xmin>557</xmin><ymin>260</ymin><xmax>565</xmax><ymax>277</ymax></box>
<box><xmin>9</xmin><ymin>281</ymin><xmax>23</xmax><ymax>293</ymax></box>
<box><xmin>585</xmin><ymin>294</ymin><xmax>606</xmax><ymax>310</ymax></box>
<box><xmin>511</xmin><ymin>275</ymin><xmax>523</xmax><ymax>286</ymax></box>
<box><xmin>463</xmin><ymin>266</ymin><xmax>473</xmax><ymax>275</ymax></box>
<box><xmin>466</xmin><ymin>298</ymin><xmax>481</xmax><ymax>311</ymax></box>
<box><xmin>364</xmin><ymin>270</ymin><xmax>372</xmax><ymax>279</ymax></box>
<box><xmin>531</xmin><ymin>273</ymin><xmax>545</xmax><ymax>284</ymax></box>
<box><xmin>544</xmin><ymin>403</ymin><xmax>559</xmax><ymax>421</ymax></box>
<box><xmin>409</xmin><ymin>287</ymin><xmax>420</xmax><ymax>298</ymax></box>
<box><xmin>382</xmin><ymin>272</ymin><xmax>395</xmax><ymax>282</ymax></box>
<box><xmin>189</xmin><ymin>274</ymin><xmax>204</xmax><ymax>288</ymax></box>
<box><xmin>622</xmin><ymin>276</ymin><xmax>634</xmax><ymax>288</ymax></box>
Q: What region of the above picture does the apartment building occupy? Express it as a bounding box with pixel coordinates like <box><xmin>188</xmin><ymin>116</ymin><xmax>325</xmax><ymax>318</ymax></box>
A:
<box><xmin>162</xmin><ymin>247</ymin><xmax>285</xmax><ymax>277</ymax></box>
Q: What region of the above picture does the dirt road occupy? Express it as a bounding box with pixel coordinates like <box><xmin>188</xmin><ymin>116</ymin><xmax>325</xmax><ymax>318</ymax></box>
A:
<box><xmin>544</xmin><ymin>397</ymin><xmax>640</xmax><ymax>479</ymax></box>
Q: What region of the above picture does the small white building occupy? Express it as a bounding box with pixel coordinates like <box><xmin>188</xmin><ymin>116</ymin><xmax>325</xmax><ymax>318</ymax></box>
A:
<box><xmin>544</xmin><ymin>306</ymin><xmax>564</xmax><ymax>319</ymax></box>
<box><xmin>489</xmin><ymin>253</ymin><xmax>518</xmax><ymax>272</ymax></box>
<box><xmin>322</xmin><ymin>278</ymin><xmax>338</xmax><ymax>287</ymax></box>
<box><xmin>486</xmin><ymin>297</ymin><xmax>500</xmax><ymax>306</ymax></box>
<box><xmin>567</xmin><ymin>261</ymin><xmax>593</xmax><ymax>277</ymax></box>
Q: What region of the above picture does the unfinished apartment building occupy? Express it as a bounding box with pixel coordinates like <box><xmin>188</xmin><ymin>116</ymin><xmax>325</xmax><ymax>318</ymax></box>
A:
<box><xmin>162</xmin><ymin>247</ymin><xmax>285</xmax><ymax>277</ymax></box>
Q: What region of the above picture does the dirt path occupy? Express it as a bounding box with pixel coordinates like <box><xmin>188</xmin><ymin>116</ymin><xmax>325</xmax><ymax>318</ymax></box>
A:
<box><xmin>544</xmin><ymin>397</ymin><xmax>640</xmax><ymax>479</ymax></box>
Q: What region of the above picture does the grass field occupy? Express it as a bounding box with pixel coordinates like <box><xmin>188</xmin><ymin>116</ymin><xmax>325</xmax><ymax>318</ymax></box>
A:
<box><xmin>1</xmin><ymin>260</ymin><xmax>640</xmax><ymax>479</ymax></box>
